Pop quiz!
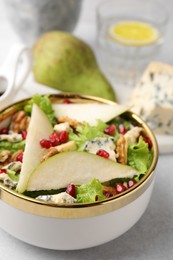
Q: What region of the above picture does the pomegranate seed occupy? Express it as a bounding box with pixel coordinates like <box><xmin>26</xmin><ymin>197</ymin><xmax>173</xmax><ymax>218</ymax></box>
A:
<box><xmin>115</xmin><ymin>183</ymin><xmax>127</xmax><ymax>194</ymax></box>
<box><xmin>127</xmin><ymin>180</ymin><xmax>136</xmax><ymax>188</ymax></box>
<box><xmin>119</xmin><ymin>124</ymin><xmax>127</xmax><ymax>135</ymax></box>
<box><xmin>49</xmin><ymin>132</ymin><xmax>60</xmax><ymax>146</ymax></box>
<box><xmin>16</xmin><ymin>152</ymin><xmax>23</xmax><ymax>162</ymax></box>
<box><xmin>96</xmin><ymin>149</ymin><xmax>109</xmax><ymax>159</ymax></box>
<box><xmin>40</xmin><ymin>139</ymin><xmax>52</xmax><ymax>149</ymax></box>
<box><xmin>66</xmin><ymin>184</ymin><xmax>76</xmax><ymax>198</ymax></box>
<box><xmin>63</xmin><ymin>99</ymin><xmax>73</xmax><ymax>104</ymax></box>
<box><xmin>143</xmin><ymin>136</ymin><xmax>152</xmax><ymax>150</ymax></box>
<box><xmin>0</xmin><ymin>169</ymin><xmax>7</xmax><ymax>174</ymax></box>
<box><xmin>49</xmin><ymin>132</ymin><xmax>59</xmax><ymax>141</ymax></box>
<box><xmin>104</xmin><ymin>125</ymin><xmax>116</xmax><ymax>135</ymax></box>
<box><xmin>0</xmin><ymin>127</ymin><xmax>9</xmax><ymax>134</ymax></box>
<box><xmin>59</xmin><ymin>131</ymin><xmax>68</xmax><ymax>144</ymax></box>
<box><xmin>22</xmin><ymin>130</ymin><xmax>27</xmax><ymax>139</ymax></box>
<box><xmin>51</xmin><ymin>139</ymin><xmax>60</xmax><ymax>147</ymax></box>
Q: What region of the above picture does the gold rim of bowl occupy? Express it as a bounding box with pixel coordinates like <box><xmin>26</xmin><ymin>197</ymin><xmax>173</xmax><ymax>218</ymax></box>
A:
<box><xmin>0</xmin><ymin>93</ymin><xmax>159</xmax><ymax>219</ymax></box>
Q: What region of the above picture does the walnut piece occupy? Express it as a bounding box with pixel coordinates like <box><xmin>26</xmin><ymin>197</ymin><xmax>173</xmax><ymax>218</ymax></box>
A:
<box><xmin>58</xmin><ymin>116</ymin><xmax>80</xmax><ymax>128</ymax></box>
<box><xmin>42</xmin><ymin>147</ymin><xmax>59</xmax><ymax>162</ymax></box>
<box><xmin>10</xmin><ymin>150</ymin><xmax>23</xmax><ymax>162</ymax></box>
<box><xmin>0</xmin><ymin>150</ymin><xmax>11</xmax><ymax>163</ymax></box>
<box><xmin>10</xmin><ymin>111</ymin><xmax>30</xmax><ymax>133</ymax></box>
<box><xmin>102</xmin><ymin>185</ymin><xmax>117</xmax><ymax>196</ymax></box>
<box><xmin>116</xmin><ymin>136</ymin><xmax>128</xmax><ymax>164</ymax></box>
<box><xmin>0</xmin><ymin>150</ymin><xmax>11</xmax><ymax>169</ymax></box>
<box><xmin>41</xmin><ymin>141</ymin><xmax>77</xmax><ymax>162</ymax></box>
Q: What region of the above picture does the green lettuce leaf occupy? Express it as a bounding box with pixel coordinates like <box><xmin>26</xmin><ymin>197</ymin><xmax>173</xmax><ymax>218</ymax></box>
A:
<box><xmin>76</xmin><ymin>178</ymin><xmax>106</xmax><ymax>203</ymax></box>
<box><xmin>69</xmin><ymin>120</ymin><xmax>108</xmax><ymax>151</ymax></box>
<box><xmin>127</xmin><ymin>136</ymin><xmax>153</xmax><ymax>176</ymax></box>
<box><xmin>24</xmin><ymin>94</ymin><xmax>56</xmax><ymax>125</ymax></box>
<box><xmin>7</xmin><ymin>169</ymin><xmax>20</xmax><ymax>182</ymax></box>
<box><xmin>0</xmin><ymin>140</ymin><xmax>25</xmax><ymax>153</ymax></box>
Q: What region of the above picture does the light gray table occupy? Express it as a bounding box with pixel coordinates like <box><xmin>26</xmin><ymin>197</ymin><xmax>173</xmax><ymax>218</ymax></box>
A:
<box><xmin>0</xmin><ymin>0</ymin><xmax>173</xmax><ymax>259</ymax></box>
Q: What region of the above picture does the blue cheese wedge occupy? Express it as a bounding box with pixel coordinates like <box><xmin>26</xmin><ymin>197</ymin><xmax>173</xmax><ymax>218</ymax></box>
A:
<box><xmin>129</xmin><ymin>62</ymin><xmax>173</xmax><ymax>135</ymax></box>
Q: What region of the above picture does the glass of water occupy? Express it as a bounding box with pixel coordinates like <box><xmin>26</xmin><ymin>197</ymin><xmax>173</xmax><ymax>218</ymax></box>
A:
<box><xmin>96</xmin><ymin>0</ymin><xmax>169</xmax><ymax>87</ymax></box>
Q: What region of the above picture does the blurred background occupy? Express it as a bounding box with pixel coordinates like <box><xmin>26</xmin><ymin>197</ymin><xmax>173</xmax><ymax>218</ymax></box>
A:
<box><xmin>0</xmin><ymin>0</ymin><xmax>172</xmax><ymax>65</ymax></box>
<box><xmin>0</xmin><ymin>0</ymin><xmax>171</xmax><ymax>104</ymax></box>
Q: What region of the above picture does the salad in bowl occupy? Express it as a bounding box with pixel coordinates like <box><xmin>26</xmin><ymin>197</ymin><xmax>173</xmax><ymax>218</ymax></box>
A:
<box><xmin>0</xmin><ymin>93</ymin><xmax>155</xmax><ymax>204</ymax></box>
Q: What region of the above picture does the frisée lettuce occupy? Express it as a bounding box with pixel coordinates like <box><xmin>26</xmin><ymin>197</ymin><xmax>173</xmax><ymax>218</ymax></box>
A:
<box><xmin>24</xmin><ymin>94</ymin><xmax>56</xmax><ymax>125</ymax></box>
<box><xmin>0</xmin><ymin>140</ymin><xmax>25</xmax><ymax>153</ymax></box>
<box><xmin>69</xmin><ymin>120</ymin><xmax>109</xmax><ymax>151</ymax></box>
<box><xmin>128</xmin><ymin>136</ymin><xmax>153</xmax><ymax>176</ymax></box>
<box><xmin>76</xmin><ymin>178</ymin><xmax>106</xmax><ymax>203</ymax></box>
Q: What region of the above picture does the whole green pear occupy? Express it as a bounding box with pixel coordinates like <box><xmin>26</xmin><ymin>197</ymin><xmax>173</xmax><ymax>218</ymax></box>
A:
<box><xmin>33</xmin><ymin>31</ymin><xmax>116</xmax><ymax>101</ymax></box>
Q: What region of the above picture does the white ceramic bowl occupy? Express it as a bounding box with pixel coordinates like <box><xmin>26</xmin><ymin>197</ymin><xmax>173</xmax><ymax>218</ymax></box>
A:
<box><xmin>0</xmin><ymin>94</ymin><xmax>158</xmax><ymax>250</ymax></box>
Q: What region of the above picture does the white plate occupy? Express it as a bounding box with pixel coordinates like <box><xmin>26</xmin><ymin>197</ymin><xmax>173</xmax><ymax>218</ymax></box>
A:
<box><xmin>156</xmin><ymin>134</ymin><xmax>173</xmax><ymax>154</ymax></box>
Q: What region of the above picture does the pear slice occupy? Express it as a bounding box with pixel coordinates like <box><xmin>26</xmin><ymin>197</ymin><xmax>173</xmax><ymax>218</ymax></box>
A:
<box><xmin>17</xmin><ymin>104</ymin><xmax>53</xmax><ymax>193</ymax></box>
<box><xmin>26</xmin><ymin>151</ymin><xmax>138</xmax><ymax>191</ymax></box>
<box><xmin>53</xmin><ymin>103</ymin><xmax>129</xmax><ymax>126</ymax></box>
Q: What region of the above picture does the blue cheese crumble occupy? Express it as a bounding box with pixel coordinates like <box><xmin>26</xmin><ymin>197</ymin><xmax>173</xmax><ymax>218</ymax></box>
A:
<box><xmin>83</xmin><ymin>137</ymin><xmax>117</xmax><ymax>161</ymax></box>
<box><xmin>0</xmin><ymin>131</ymin><xmax>22</xmax><ymax>142</ymax></box>
<box><xmin>53</xmin><ymin>122</ymin><xmax>72</xmax><ymax>133</ymax></box>
<box><xmin>37</xmin><ymin>192</ymin><xmax>76</xmax><ymax>204</ymax></box>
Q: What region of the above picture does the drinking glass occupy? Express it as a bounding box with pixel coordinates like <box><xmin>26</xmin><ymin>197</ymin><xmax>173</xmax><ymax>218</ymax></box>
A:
<box><xmin>96</xmin><ymin>0</ymin><xmax>169</xmax><ymax>87</ymax></box>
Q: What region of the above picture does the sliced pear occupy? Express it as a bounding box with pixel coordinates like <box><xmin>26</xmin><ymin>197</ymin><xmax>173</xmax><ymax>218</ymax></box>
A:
<box><xmin>52</xmin><ymin>103</ymin><xmax>129</xmax><ymax>126</ymax></box>
<box><xmin>17</xmin><ymin>104</ymin><xmax>53</xmax><ymax>193</ymax></box>
<box><xmin>26</xmin><ymin>151</ymin><xmax>138</xmax><ymax>191</ymax></box>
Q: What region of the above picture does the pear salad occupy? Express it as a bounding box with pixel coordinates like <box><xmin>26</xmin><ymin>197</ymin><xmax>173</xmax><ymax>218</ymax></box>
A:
<box><xmin>0</xmin><ymin>95</ymin><xmax>154</xmax><ymax>204</ymax></box>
